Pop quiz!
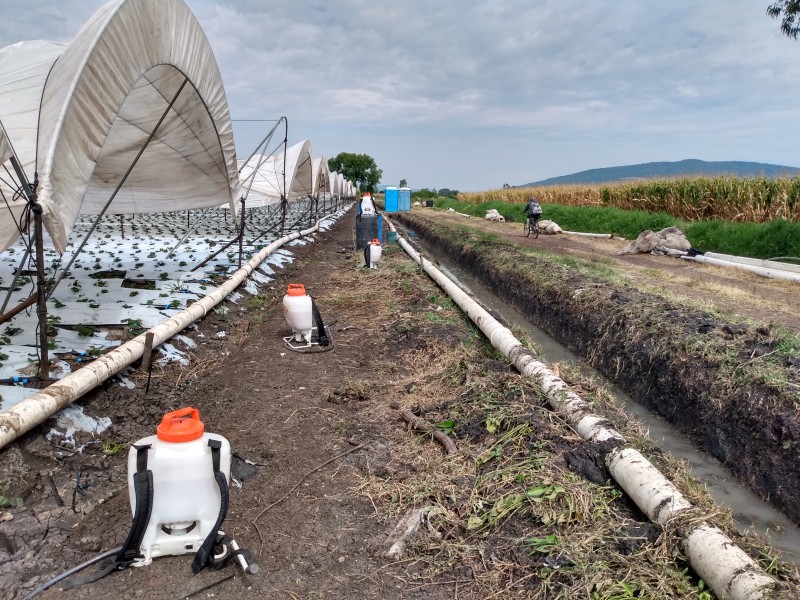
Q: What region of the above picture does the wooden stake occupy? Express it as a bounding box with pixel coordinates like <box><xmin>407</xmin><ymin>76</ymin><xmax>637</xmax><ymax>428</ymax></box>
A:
<box><xmin>141</xmin><ymin>331</ymin><xmax>155</xmax><ymax>372</ymax></box>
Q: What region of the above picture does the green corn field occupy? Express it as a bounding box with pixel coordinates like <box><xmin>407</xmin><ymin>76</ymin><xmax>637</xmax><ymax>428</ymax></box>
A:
<box><xmin>458</xmin><ymin>177</ymin><xmax>800</xmax><ymax>222</ymax></box>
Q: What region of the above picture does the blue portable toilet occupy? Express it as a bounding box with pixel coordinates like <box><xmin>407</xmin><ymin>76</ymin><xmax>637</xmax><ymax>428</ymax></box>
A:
<box><xmin>384</xmin><ymin>186</ymin><xmax>399</xmax><ymax>212</ymax></box>
<box><xmin>399</xmin><ymin>187</ymin><xmax>411</xmax><ymax>211</ymax></box>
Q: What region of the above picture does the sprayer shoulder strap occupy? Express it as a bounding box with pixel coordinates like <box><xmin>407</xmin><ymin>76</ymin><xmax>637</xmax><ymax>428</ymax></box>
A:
<box><xmin>192</xmin><ymin>439</ymin><xmax>230</xmax><ymax>574</ymax></box>
<box><xmin>62</xmin><ymin>444</ymin><xmax>153</xmax><ymax>589</ymax></box>
<box><xmin>311</xmin><ymin>298</ymin><xmax>329</xmax><ymax>347</ymax></box>
<box><xmin>117</xmin><ymin>444</ymin><xmax>154</xmax><ymax>566</ymax></box>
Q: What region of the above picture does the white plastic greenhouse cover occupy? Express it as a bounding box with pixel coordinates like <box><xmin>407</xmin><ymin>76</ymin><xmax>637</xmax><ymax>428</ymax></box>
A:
<box><xmin>0</xmin><ymin>0</ymin><xmax>240</xmax><ymax>252</ymax></box>
<box><xmin>238</xmin><ymin>140</ymin><xmax>313</xmax><ymax>207</ymax></box>
<box><xmin>329</xmin><ymin>171</ymin><xmax>339</xmax><ymax>197</ymax></box>
<box><xmin>311</xmin><ymin>156</ymin><xmax>330</xmax><ymax>196</ymax></box>
<box><xmin>335</xmin><ymin>172</ymin><xmax>344</xmax><ymax>197</ymax></box>
<box><xmin>0</xmin><ymin>122</ymin><xmax>20</xmax><ymax>238</ymax></box>
<box><xmin>0</xmin><ymin>122</ymin><xmax>12</xmax><ymax>166</ymax></box>
<box><xmin>330</xmin><ymin>172</ymin><xmax>344</xmax><ymax>198</ymax></box>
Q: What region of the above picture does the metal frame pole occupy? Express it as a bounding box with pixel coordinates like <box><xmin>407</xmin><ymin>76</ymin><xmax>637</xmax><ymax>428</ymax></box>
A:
<box><xmin>8</xmin><ymin>156</ymin><xmax>48</xmax><ymax>378</ymax></box>
<box><xmin>0</xmin><ymin>293</ymin><xmax>37</xmax><ymax>327</ymax></box>
<box><xmin>33</xmin><ymin>205</ymin><xmax>48</xmax><ymax>378</ymax></box>
<box><xmin>238</xmin><ymin>198</ymin><xmax>245</xmax><ymax>269</ymax></box>
<box><xmin>280</xmin><ymin>120</ymin><xmax>288</xmax><ymax>236</ymax></box>
<box><xmin>0</xmin><ymin>247</ymin><xmax>30</xmax><ymax>314</ymax></box>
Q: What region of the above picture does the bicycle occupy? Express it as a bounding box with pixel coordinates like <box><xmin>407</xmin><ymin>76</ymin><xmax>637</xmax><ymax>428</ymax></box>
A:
<box><xmin>523</xmin><ymin>216</ymin><xmax>540</xmax><ymax>238</ymax></box>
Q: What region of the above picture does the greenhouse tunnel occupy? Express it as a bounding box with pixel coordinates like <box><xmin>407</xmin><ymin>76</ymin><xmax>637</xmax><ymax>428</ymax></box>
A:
<box><xmin>0</xmin><ymin>0</ymin><xmax>240</xmax><ymax>253</ymax></box>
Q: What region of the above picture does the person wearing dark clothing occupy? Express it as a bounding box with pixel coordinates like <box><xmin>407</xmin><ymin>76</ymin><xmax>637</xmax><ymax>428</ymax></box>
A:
<box><xmin>523</xmin><ymin>197</ymin><xmax>543</xmax><ymax>227</ymax></box>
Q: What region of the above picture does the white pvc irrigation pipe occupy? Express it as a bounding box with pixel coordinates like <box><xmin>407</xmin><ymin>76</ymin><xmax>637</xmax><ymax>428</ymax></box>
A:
<box><xmin>387</xmin><ymin>219</ymin><xmax>777</xmax><ymax>600</ymax></box>
<box><xmin>0</xmin><ymin>222</ymin><xmax>322</xmax><ymax>449</ymax></box>
<box><xmin>562</xmin><ymin>230</ymin><xmax>614</xmax><ymax>239</ymax></box>
<box><xmin>682</xmin><ymin>253</ymin><xmax>800</xmax><ymax>283</ymax></box>
<box><xmin>704</xmin><ymin>252</ymin><xmax>800</xmax><ymax>275</ymax></box>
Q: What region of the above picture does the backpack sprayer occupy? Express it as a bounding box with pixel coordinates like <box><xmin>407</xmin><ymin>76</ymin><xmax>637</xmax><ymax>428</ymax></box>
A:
<box><xmin>363</xmin><ymin>238</ymin><xmax>382</xmax><ymax>269</ymax></box>
<box><xmin>43</xmin><ymin>408</ymin><xmax>257</xmax><ymax>595</ymax></box>
<box><xmin>282</xmin><ymin>283</ymin><xmax>333</xmax><ymax>353</ymax></box>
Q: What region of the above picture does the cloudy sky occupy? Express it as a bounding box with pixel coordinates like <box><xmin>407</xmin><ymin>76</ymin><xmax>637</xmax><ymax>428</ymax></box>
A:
<box><xmin>1</xmin><ymin>0</ymin><xmax>799</xmax><ymax>191</ymax></box>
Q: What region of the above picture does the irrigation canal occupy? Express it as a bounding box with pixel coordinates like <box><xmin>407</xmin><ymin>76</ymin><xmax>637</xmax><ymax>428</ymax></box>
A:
<box><xmin>409</xmin><ymin>234</ymin><xmax>800</xmax><ymax>564</ymax></box>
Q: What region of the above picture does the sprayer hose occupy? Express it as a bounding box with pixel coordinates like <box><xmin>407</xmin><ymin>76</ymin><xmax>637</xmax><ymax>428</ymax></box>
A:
<box><xmin>22</xmin><ymin>545</ymin><xmax>123</xmax><ymax>600</ymax></box>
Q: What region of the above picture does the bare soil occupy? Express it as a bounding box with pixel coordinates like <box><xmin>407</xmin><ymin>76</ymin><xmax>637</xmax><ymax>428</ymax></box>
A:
<box><xmin>1</xmin><ymin>209</ymin><xmax>798</xmax><ymax>600</ymax></box>
<box><xmin>425</xmin><ymin>210</ymin><xmax>800</xmax><ymax>332</ymax></box>
<box><xmin>1</xmin><ymin>214</ymin><xmax>443</xmax><ymax>600</ymax></box>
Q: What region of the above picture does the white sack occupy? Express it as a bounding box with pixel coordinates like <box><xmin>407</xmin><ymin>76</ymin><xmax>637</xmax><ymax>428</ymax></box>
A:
<box><xmin>619</xmin><ymin>227</ymin><xmax>692</xmax><ymax>256</ymax></box>
<box><xmin>538</xmin><ymin>219</ymin><xmax>563</xmax><ymax>234</ymax></box>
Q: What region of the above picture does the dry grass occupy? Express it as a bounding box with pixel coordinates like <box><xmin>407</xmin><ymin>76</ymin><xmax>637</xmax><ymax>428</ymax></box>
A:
<box><xmin>357</xmin><ymin>358</ymin><xmax>739</xmax><ymax>597</ymax></box>
<box><xmin>458</xmin><ymin>176</ymin><xmax>800</xmax><ymax>222</ymax></box>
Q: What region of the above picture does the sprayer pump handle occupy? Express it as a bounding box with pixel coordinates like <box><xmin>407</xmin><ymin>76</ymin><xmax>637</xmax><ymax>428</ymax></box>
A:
<box><xmin>156</xmin><ymin>407</ymin><xmax>205</xmax><ymax>442</ymax></box>
<box><xmin>161</xmin><ymin>407</ymin><xmax>200</xmax><ymax>426</ymax></box>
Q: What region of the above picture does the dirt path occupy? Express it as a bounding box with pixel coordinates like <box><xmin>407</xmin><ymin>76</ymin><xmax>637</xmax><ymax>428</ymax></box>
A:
<box><xmin>1</xmin><ymin>214</ymin><xmax>451</xmax><ymax>600</ymax></box>
<box><xmin>426</xmin><ymin>210</ymin><xmax>800</xmax><ymax>331</ymax></box>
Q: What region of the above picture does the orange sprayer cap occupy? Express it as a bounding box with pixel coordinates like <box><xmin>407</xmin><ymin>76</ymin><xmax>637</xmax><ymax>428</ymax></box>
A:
<box><xmin>157</xmin><ymin>407</ymin><xmax>205</xmax><ymax>443</ymax></box>
<box><xmin>286</xmin><ymin>283</ymin><xmax>306</xmax><ymax>297</ymax></box>
<box><xmin>371</xmin><ymin>238</ymin><xmax>380</xmax><ymax>245</ymax></box>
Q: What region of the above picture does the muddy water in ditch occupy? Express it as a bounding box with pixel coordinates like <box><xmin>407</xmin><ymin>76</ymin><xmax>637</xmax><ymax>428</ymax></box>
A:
<box><xmin>428</xmin><ymin>256</ymin><xmax>800</xmax><ymax>562</ymax></box>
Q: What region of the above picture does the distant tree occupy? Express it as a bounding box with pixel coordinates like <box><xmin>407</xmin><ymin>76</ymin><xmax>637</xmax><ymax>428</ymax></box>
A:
<box><xmin>768</xmin><ymin>1</ymin><xmax>800</xmax><ymax>39</ymax></box>
<box><xmin>412</xmin><ymin>188</ymin><xmax>437</xmax><ymax>199</ymax></box>
<box><xmin>437</xmin><ymin>188</ymin><xmax>459</xmax><ymax>198</ymax></box>
<box><xmin>399</xmin><ymin>178</ymin><xmax>407</xmax><ymax>188</ymax></box>
<box><xmin>502</xmin><ymin>183</ymin><xmax>511</xmax><ymax>189</ymax></box>
<box><xmin>328</xmin><ymin>153</ymin><xmax>383</xmax><ymax>193</ymax></box>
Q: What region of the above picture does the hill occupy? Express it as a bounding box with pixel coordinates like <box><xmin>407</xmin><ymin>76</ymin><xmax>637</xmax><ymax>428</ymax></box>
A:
<box><xmin>523</xmin><ymin>159</ymin><xmax>800</xmax><ymax>186</ymax></box>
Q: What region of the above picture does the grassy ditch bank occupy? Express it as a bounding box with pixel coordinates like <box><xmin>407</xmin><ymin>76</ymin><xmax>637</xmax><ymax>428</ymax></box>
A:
<box><xmin>433</xmin><ymin>198</ymin><xmax>800</xmax><ymax>259</ymax></box>
<box><xmin>343</xmin><ymin>244</ymin><xmax>799</xmax><ymax>597</ymax></box>
<box><xmin>393</xmin><ymin>212</ymin><xmax>800</xmax><ymax>525</ymax></box>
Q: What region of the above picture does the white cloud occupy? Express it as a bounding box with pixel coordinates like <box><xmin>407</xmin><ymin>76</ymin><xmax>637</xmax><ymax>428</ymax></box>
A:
<box><xmin>0</xmin><ymin>0</ymin><xmax>798</xmax><ymax>190</ymax></box>
<box><xmin>676</xmin><ymin>86</ymin><xmax>700</xmax><ymax>99</ymax></box>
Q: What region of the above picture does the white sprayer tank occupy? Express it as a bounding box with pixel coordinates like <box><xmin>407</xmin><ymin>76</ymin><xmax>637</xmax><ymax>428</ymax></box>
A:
<box><xmin>368</xmin><ymin>238</ymin><xmax>382</xmax><ymax>268</ymax></box>
<box><xmin>127</xmin><ymin>407</ymin><xmax>230</xmax><ymax>565</ymax></box>
<box><xmin>360</xmin><ymin>196</ymin><xmax>375</xmax><ymax>215</ymax></box>
<box><xmin>283</xmin><ymin>283</ymin><xmax>313</xmax><ymax>342</ymax></box>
